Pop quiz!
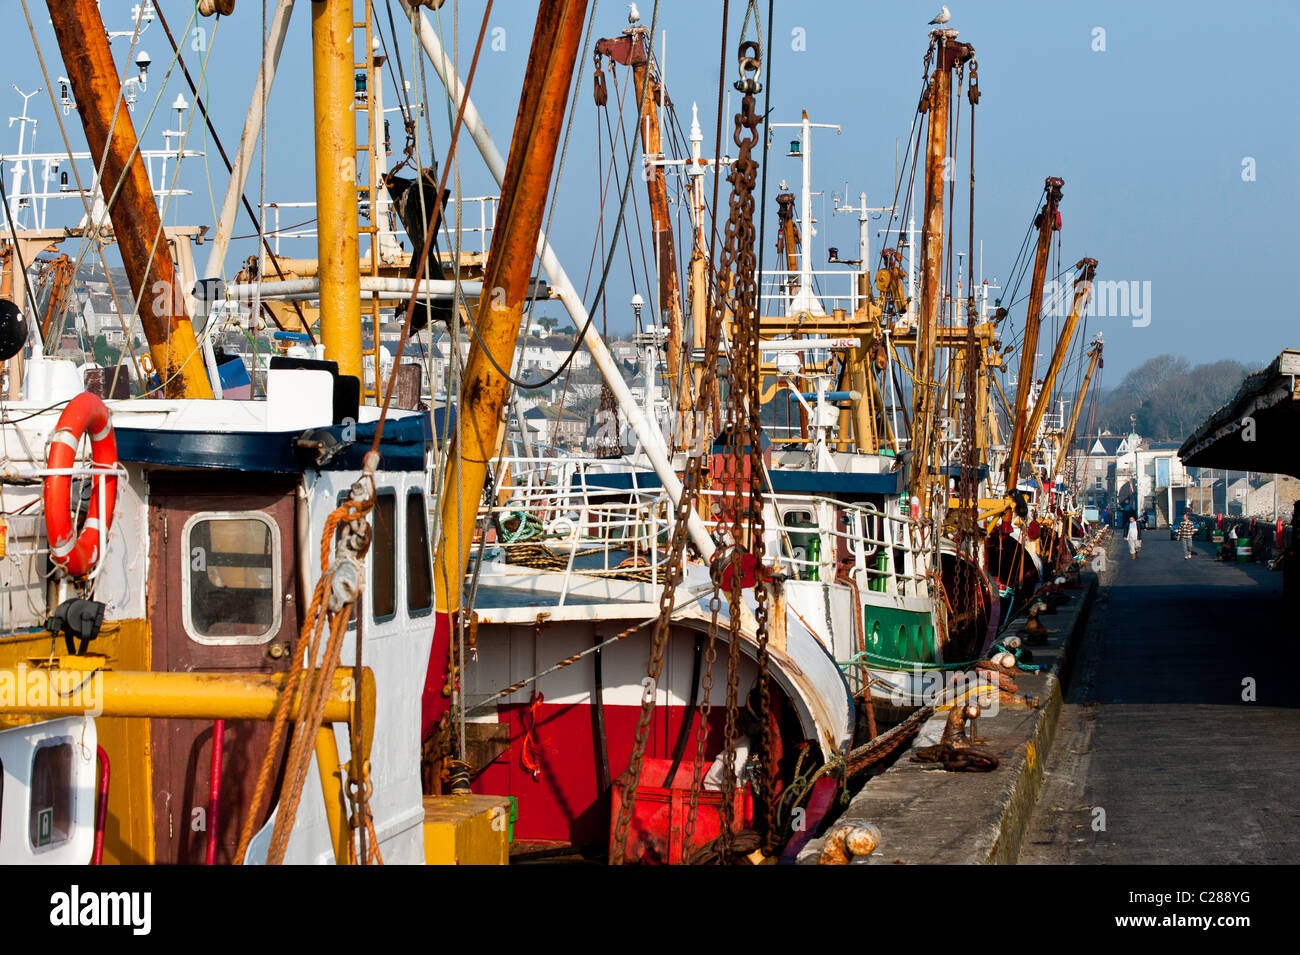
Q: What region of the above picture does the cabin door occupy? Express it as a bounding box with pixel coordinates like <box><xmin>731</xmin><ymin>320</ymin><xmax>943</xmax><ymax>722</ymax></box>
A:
<box><xmin>147</xmin><ymin>474</ymin><xmax>301</xmax><ymax>864</ymax></box>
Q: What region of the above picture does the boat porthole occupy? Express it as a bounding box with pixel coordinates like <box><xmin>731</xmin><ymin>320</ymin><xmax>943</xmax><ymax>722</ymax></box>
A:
<box><xmin>867</xmin><ymin>621</ymin><xmax>881</xmax><ymax>651</ymax></box>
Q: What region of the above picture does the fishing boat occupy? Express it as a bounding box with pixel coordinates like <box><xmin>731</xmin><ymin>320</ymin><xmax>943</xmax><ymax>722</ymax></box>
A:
<box><xmin>0</xmin><ymin>0</ymin><xmax>484</xmax><ymax>865</ymax></box>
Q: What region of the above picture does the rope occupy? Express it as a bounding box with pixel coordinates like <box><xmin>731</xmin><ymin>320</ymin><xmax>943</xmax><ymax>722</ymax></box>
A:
<box><xmin>233</xmin><ymin>495</ymin><xmax>373</xmax><ymax>865</ymax></box>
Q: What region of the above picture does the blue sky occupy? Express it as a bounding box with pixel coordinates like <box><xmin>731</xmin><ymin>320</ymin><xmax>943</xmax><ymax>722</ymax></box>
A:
<box><xmin>5</xmin><ymin>0</ymin><xmax>1297</xmax><ymax>381</ymax></box>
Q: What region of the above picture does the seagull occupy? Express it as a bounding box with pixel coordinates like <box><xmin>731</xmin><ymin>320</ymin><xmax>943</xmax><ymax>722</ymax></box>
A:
<box><xmin>929</xmin><ymin>5</ymin><xmax>951</xmax><ymax>26</ymax></box>
<box><xmin>628</xmin><ymin>3</ymin><xmax>640</xmax><ymax>25</ymax></box>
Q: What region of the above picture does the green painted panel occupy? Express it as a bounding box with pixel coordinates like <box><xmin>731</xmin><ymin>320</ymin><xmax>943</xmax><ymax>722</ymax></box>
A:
<box><xmin>861</xmin><ymin>603</ymin><xmax>935</xmax><ymax>665</ymax></box>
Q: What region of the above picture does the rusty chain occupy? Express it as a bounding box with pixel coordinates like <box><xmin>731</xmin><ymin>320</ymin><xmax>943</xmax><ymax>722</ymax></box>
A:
<box><xmin>716</xmin><ymin>41</ymin><xmax>767</xmax><ymax>864</ymax></box>
<box><xmin>612</xmin><ymin>41</ymin><xmax>766</xmax><ymax>865</ymax></box>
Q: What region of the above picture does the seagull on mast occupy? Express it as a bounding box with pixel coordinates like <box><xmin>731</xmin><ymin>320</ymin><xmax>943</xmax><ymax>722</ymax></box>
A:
<box><xmin>628</xmin><ymin>3</ymin><xmax>640</xmax><ymax>25</ymax></box>
<box><xmin>929</xmin><ymin>5</ymin><xmax>951</xmax><ymax>26</ymax></box>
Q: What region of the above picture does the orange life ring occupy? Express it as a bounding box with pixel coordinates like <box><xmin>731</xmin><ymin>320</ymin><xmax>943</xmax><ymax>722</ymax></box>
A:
<box><xmin>43</xmin><ymin>392</ymin><xmax>118</xmax><ymax>578</ymax></box>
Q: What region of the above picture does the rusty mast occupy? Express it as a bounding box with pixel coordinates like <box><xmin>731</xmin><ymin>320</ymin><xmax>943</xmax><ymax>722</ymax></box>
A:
<box><xmin>1003</xmin><ymin>176</ymin><xmax>1063</xmax><ymax>490</ymax></box>
<box><xmin>911</xmin><ymin>31</ymin><xmax>974</xmax><ymax>505</ymax></box>
<box><xmin>47</xmin><ymin>0</ymin><xmax>213</xmax><ymax>398</ymax></box>
<box><xmin>425</xmin><ymin>0</ymin><xmax>589</xmax><ymax>738</ymax></box>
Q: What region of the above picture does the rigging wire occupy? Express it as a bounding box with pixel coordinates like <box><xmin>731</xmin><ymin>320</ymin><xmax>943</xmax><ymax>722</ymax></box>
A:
<box><xmin>153</xmin><ymin>1</ymin><xmax>316</xmax><ymax>342</ymax></box>
<box><xmin>452</xmin><ymin>0</ymin><xmax>663</xmax><ymax>392</ymax></box>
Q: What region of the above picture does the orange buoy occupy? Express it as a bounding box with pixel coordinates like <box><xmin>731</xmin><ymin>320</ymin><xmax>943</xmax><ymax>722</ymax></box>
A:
<box><xmin>43</xmin><ymin>392</ymin><xmax>118</xmax><ymax>578</ymax></box>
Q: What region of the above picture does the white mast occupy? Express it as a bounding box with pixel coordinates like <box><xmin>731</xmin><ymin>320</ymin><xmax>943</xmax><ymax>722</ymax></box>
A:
<box><xmin>770</xmin><ymin>110</ymin><xmax>839</xmax><ymax>315</ymax></box>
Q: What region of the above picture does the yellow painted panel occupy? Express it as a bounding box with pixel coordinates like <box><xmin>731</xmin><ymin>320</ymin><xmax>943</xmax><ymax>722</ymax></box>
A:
<box><xmin>0</xmin><ymin>619</ymin><xmax>154</xmax><ymax>864</ymax></box>
<box><xmin>422</xmin><ymin>794</ymin><xmax>511</xmax><ymax>866</ymax></box>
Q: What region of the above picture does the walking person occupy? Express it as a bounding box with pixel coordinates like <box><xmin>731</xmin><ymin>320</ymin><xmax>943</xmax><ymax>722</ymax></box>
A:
<box><xmin>1126</xmin><ymin>516</ymin><xmax>1141</xmax><ymax>560</ymax></box>
<box><xmin>1178</xmin><ymin>509</ymin><xmax>1197</xmax><ymax>559</ymax></box>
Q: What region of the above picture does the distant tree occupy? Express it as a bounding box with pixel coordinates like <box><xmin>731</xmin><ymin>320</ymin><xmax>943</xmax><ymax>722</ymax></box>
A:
<box><xmin>1094</xmin><ymin>354</ymin><xmax>1256</xmax><ymax>441</ymax></box>
<box><xmin>557</xmin><ymin>324</ymin><xmax>576</xmax><ymax>336</ymax></box>
<box><xmin>537</xmin><ymin>315</ymin><xmax>559</xmax><ymax>335</ymax></box>
<box><xmin>91</xmin><ymin>334</ymin><xmax>121</xmax><ymax>368</ymax></box>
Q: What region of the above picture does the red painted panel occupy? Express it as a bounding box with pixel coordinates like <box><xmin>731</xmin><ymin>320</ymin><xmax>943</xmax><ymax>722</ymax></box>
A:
<box><xmin>421</xmin><ymin>611</ymin><xmax>454</xmax><ymax>738</ymax></box>
<box><xmin>472</xmin><ymin>700</ymin><xmax>731</xmax><ymax>847</ymax></box>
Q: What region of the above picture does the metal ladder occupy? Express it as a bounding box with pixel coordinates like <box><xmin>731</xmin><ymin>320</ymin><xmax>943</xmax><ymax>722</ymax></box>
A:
<box><xmin>354</xmin><ymin>0</ymin><xmax>383</xmax><ymax>404</ymax></box>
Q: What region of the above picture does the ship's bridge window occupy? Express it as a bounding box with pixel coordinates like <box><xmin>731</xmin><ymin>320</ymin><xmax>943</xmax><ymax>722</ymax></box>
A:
<box><xmin>29</xmin><ymin>739</ymin><xmax>73</xmax><ymax>850</ymax></box>
<box><xmin>182</xmin><ymin>512</ymin><xmax>281</xmax><ymax>645</ymax></box>
<box><xmin>407</xmin><ymin>489</ymin><xmax>433</xmax><ymax>616</ymax></box>
<box><xmin>372</xmin><ymin>490</ymin><xmax>397</xmax><ymax>622</ymax></box>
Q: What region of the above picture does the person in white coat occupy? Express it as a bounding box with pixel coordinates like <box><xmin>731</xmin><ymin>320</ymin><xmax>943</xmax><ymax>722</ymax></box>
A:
<box><xmin>1126</xmin><ymin>516</ymin><xmax>1141</xmax><ymax>559</ymax></box>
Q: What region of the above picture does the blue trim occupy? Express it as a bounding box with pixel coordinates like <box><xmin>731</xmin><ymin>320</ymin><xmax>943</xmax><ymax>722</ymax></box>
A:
<box><xmin>938</xmin><ymin>463</ymin><xmax>989</xmax><ymax>479</ymax></box>
<box><xmin>571</xmin><ymin>470</ymin><xmax>662</xmax><ymax>491</ymax></box>
<box><xmin>798</xmin><ymin>391</ymin><xmax>856</xmax><ymax>402</ymax></box>
<box><xmin>115</xmin><ymin>412</ymin><xmax>431</xmax><ymax>473</ymax></box>
<box><xmin>578</xmin><ymin>465</ymin><xmax>904</xmax><ymax>496</ymax></box>
<box><xmin>768</xmin><ymin>468</ymin><xmax>902</xmax><ymax>495</ymax></box>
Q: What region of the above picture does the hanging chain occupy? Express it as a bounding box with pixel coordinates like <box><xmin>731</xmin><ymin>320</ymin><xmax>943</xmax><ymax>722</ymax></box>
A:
<box><xmin>612</xmin><ymin>40</ymin><xmax>764</xmax><ymax>865</ymax></box>
<box><xmin>716</xmin><ymin>40</ymin><xmax>766</xmax><ymax>864</ymax></box>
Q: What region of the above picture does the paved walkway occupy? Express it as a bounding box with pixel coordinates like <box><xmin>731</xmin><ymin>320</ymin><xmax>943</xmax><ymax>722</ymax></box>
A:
<box><xmin>1019</xmin><ymin>533</ymin><xmax>1300</xmax><ymax>863</ymax></box>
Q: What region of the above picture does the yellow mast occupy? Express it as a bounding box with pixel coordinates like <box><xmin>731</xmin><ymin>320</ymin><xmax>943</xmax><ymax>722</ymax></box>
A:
<box><xmin>427</xmin><ymin>1</ymin><xmax>589</xmax><ymax>739</ymax></box>
<box><xmin>596</xmin><ymin>29</ymin><xmax>686</xmax><ymax>444</ymax></box>
<box><xmin>311</xmin><ymin>0</ymin><xmax>363</xmax><ymax>381</ymax></box>
<box><xmin>1056</xmin><ymin>335</ymin><xmax>1104</xmax><ymax>474</ymax></box>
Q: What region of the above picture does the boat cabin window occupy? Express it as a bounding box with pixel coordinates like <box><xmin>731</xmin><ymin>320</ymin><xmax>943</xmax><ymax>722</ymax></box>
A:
<box><xmin>373</xmin><ymin>490</ymin><xmax>397</xmax><ymax>622</ymax></box>
<box><xmin>407</xmin><ymin>489</ymin><xmax>433</xmax><ymax>616</ymax></box>
<box><xmin>183</xmin><ymin>512</ymin><xmax>281</xmax><ymax>645</ymax></box>
<box><xmin>29</xmin><ymin>739</ymin><xmax>73</xmax><ymax>850</ymax></box>
<box><xmin>782</xmin><ymin>508</ymin><xmax>816</xmax><ymax>529</ymax></box>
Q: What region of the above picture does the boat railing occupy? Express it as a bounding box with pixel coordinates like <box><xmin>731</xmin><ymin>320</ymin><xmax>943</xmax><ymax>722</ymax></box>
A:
<box><xmin>258</xmin><ymin>195</ymin><xmax>499</xmax><ymax>258</ymax></box>
<box><xmin>464</xmin><ymin>458</ymin><xmax>931</xmax><ymax>604</ymax></box>
<box><xmin>466</xmin><ymin>457</ymin><xmax>672</xmax><ymax>605</ymax></box>
<box><xmin>696</xmin><ymin>489</ymin><xmax>930</xmax><ymax>599</ymax></box>
<box><xmin>4</xmin><ymin>463</ymin><xmax>129</xmax><ymax>584</ymax></box>
<box><xmin>759</xmin><ymin>268</ymin><xmax>864</xmax><ymax>317</ymax></box>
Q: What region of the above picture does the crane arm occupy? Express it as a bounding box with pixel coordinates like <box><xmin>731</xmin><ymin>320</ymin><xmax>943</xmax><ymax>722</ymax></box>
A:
<box><xmin>1015</xmin><ymin>257</ymin><xmax>1097</xmax><ymax>481</ymax></box>
<box><xmin>1057</xmin><ymin>335</ymin><xmax>1104</xmax><ymax>468</ymax></box>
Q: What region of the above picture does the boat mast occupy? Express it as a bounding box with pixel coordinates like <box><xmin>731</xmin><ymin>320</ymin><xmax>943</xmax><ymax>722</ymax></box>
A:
<box><xmin>426</xmin><ymin>0</ymin><xmax>589</xmax><ymax>732</ymax></box>
<box><xmin>310</xmin><ymin>0</ymin><xmax>362</xmax><ymax>380</ymax></box>
<box><xmin>595</xmin><ymin>26</ymin><xmax>686</xmax><ymax>445</ymax></box>
<box><xmin>1003</xmin><ymin>176</ymin><xmax>1063</xmax><ymax>490</ymax></box>
<box><xmin>47</xmin><ymin>0</ymin><xmax>213</xmax><ymax>398</ymax></box>
<box><xmin>911</xmin><ymin>31</ymin><xmax>973</xmax><ymax>504</ymax></box>
<box><xmin>202</xmin><ymin>0</ymin><xmax>297</xmax><ymax>282</ymax></box>
<box><xmin>1056</xmin><ymin>334</ymin><xmax>1103</xmax><ymax>479</ymax></box>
